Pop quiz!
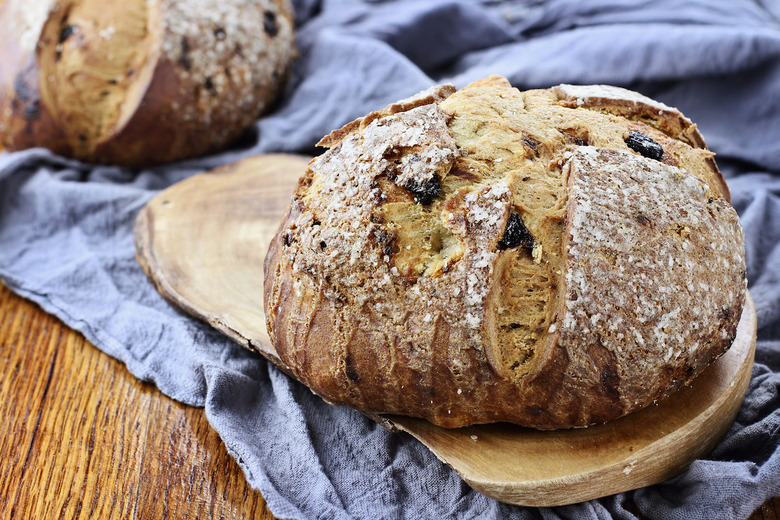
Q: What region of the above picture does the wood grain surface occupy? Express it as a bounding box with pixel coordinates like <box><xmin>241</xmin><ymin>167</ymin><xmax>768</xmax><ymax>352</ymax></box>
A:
<box><xmin>0</xmin><ymin>282</ymin><xmax>275</xmax><ymax>520</ymax></box>
<box><xmin>134</xmin><ymin>152</ymin><xmax>761</xmax><ymax>507</ymax></box>
<box><xmin>0</xmin><ymin>274</ymin><xmax>777</xmax><ymax>518</ymax></box>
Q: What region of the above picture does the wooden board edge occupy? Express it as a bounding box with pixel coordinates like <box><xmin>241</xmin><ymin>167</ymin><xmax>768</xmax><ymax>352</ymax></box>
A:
<box><xmin>132</xmin><ymin>156</ymin><xmax>304</xmax><ymax>366</ymax></box>
<box><xmin>425</xmin><ymin>293</ymin><xmax>757</xmax><ymax>506</ymax></box>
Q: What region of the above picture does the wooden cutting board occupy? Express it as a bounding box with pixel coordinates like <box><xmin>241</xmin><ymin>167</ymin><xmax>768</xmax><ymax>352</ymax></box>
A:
<box><xmin>134</xmin><ymin>154</ymin><xmax>757</xmax><ymax>507</ymax></box>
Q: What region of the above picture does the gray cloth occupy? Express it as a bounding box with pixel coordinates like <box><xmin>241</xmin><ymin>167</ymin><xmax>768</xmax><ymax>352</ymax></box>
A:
<box><xmin>1</xmin><ymin>1</ymin><xmax>779</xmax><ymax>518</ymax></box>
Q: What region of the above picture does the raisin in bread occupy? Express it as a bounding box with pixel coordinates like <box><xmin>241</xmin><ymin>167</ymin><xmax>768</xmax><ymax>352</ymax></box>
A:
<box><xmin>263</xmin><ymin>76</ymin><xmax>746</xmax><ymax>429</ymax></box>
<box><xmin>0</xmin><ymin>0</ymin><xmax>295</xmax><ymax>166</ymax></box>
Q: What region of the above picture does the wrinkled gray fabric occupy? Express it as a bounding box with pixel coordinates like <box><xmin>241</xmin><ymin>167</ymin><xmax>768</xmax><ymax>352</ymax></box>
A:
<box><xmin>1</xmin><ymin>1</ymin><xmax>779</xmax><ymax>518</ymax></box>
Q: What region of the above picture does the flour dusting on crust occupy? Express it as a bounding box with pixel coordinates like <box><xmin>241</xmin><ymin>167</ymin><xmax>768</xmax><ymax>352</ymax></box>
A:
<box><xmin>561</xmin><ymin>147</ymin><xmax>746</xmax><ymax>405</ymax></box>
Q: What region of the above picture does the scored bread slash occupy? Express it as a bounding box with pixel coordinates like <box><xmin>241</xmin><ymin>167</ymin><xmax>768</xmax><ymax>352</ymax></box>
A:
<box><xmin>263</xmin><ymin>75</ymin><xmax>746</xmax><ymax>430</ymax></box>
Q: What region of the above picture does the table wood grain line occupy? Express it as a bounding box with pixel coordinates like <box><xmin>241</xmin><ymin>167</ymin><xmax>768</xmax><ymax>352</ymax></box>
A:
<box><xmin>130</xmin><ymin>395</ymin><xmax>154</xmax><ymax>520</ymax></box>
<box><xmin>18</xmin><ymin>348</ymin><xmax>58</xmax><ymax>482</ymax></box>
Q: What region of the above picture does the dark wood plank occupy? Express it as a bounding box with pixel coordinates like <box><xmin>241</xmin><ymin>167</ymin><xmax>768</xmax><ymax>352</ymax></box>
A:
<box><xmin>0</xmin><ymin>283</ymin><xmax>275</xmax><ymax>519</ymax></box>
<box><xmin>133</xmin><ymin>397</ymin><xmax>276</xmax><ymax>520</ymax></box>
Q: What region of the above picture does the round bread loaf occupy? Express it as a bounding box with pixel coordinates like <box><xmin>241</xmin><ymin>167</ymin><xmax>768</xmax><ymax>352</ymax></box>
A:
<box><xmin>264</xmin><ymin>76</ymin><xmax>747</xmax><ymax>429</ymax></box>
<box><xmin>0</xmin><ymin>0</ymin><xmax>295</xmax><ymax>166</ymax></box>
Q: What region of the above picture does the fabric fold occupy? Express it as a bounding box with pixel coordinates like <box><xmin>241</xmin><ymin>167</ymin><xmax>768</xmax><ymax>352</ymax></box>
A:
<box><xmin>1</xmin><ymin>1</ymin><xmax>779</xmax><ymax>519</ymax></box>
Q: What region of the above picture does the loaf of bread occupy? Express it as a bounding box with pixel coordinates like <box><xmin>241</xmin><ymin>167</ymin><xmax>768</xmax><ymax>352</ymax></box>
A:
<box><xmin>263</xmin><ymin>76</ymin><xmax>746</xmax><ymax>430</ymax></box>
<box><xmin>0</xmin><ymin>0</ymin><xmax>295</xmax><ymax>166</ymax></box>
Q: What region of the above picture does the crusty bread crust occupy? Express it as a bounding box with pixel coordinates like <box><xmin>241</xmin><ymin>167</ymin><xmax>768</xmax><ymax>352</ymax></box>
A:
<box><xmin>0</xmin><ymin>0</ymin><xmax>295</xmax><ymax>165</ymax></box>
<box><xmin>264</xmin><ymin>76</ymin><xmax>746</xmax><ymax>429</ymax></box>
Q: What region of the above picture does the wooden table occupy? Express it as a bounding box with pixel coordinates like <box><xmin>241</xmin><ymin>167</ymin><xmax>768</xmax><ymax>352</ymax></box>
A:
<box><xmin>0</xmin><ymin>281</ymin><xmax>777</xmax><ymax>519</ymax></box>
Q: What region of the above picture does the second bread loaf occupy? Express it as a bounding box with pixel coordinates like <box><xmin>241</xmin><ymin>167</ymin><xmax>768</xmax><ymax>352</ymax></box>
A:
<box><xmin>0</xmin><ymin>0</ymin><xmax>295</xmax><ymax>165</ymax></box>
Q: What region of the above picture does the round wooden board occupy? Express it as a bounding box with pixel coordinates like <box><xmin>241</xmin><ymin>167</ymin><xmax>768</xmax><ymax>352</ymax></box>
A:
<box><xmin>134</xmin><ymin>153</ymin><xmax>757</xmax><ymax>507</ymax></box>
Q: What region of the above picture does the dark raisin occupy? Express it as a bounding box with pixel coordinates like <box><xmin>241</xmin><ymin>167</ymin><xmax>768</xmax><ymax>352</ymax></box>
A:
<box><xmin>59</xmin><ymin>24</ymin><xmax>78</xmax><ymax>43</ymax></box>
<box><xmin>373</xmin><ymin>229</ymin><xmax>398</xmax><ymax>256</ymax></box>
<box><xmin>344</xmin><ymin>356</ymin><xmax>359</xmax><ymax>382</ymax></box>
<box><xmin>282</xmin><ymin>234</ymin><xmax>292</xmax><ymax>246</ymax></box>
<box><xmin>382</xmin><ymin>145</ymin><xmax>402</xmax><ymax>161</ymax></box>
<box><xmin>178</xmin><ymin>56</ymin><xmax>192</xmax><ymax>70</ymax></box>
<box><xmin>600</xmin><ymin>367</ymin><xmax>620</xmax><ymax>399</ymax></box>
<box><xmin>213</xmin><ymin>26</ymin><xmax>226</xmax><ymax>40</ymax></box>
<box><xmin>405</xmin><ymin>175</ymin><xmax>442</xmax><ymax>205</ymax></box>
<box><xmin>263</xmin><ymin>11</ymin><xmax>279</xmax><ymax>36</ymax></box>
<box><xmin>178</xmin><ymin>38</ymin><xmax>192</xmax><ymax>70</ymax></box>
<box><xmin>634</xmin><ymin>212</ymin><xmax>650</xmax><ymax>226</ymax></box>
<box><xmin>523</xmin><ymin>136</ymin><xmax>540</xmax><ymax>150</ymax></box>
<box><xmin>498</xmin><ymin>212</ymin><xmax>534</xmax><ymax>250</ymax></box>
<box><xmin>559</xmin><ymin>128</ymin><xmax>590</xmax><ymax>146</ymax></box>
<box><xmin>204</xmin><ymin>76</ymin><xmax>215</xmax><ymax>93</ymax></box>
<box><xmin>625</xmin><ymin>131</ymin><xmax>664</xmax><ymax>161</ymax></box>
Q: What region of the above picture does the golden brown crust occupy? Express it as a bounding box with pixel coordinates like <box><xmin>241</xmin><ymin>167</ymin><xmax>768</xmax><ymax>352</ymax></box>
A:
<box><xmin>263</xmin><ymin>76</ymin><xmax>746</xmax><ymax>429</ymax></box>
<box><xmin>0</xmin><ymin>0</ymin><xmax>295</xmax><ymax>166</ymax></box>
<box><xmin>317</xmin><ymin>84</ymin><xmax>457</xmax><ymax>149</ymax></box>
<box><xmin>552</xmin><ymin>83</ymin><xmax>731</xmax><ymax>200</ymax></box>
